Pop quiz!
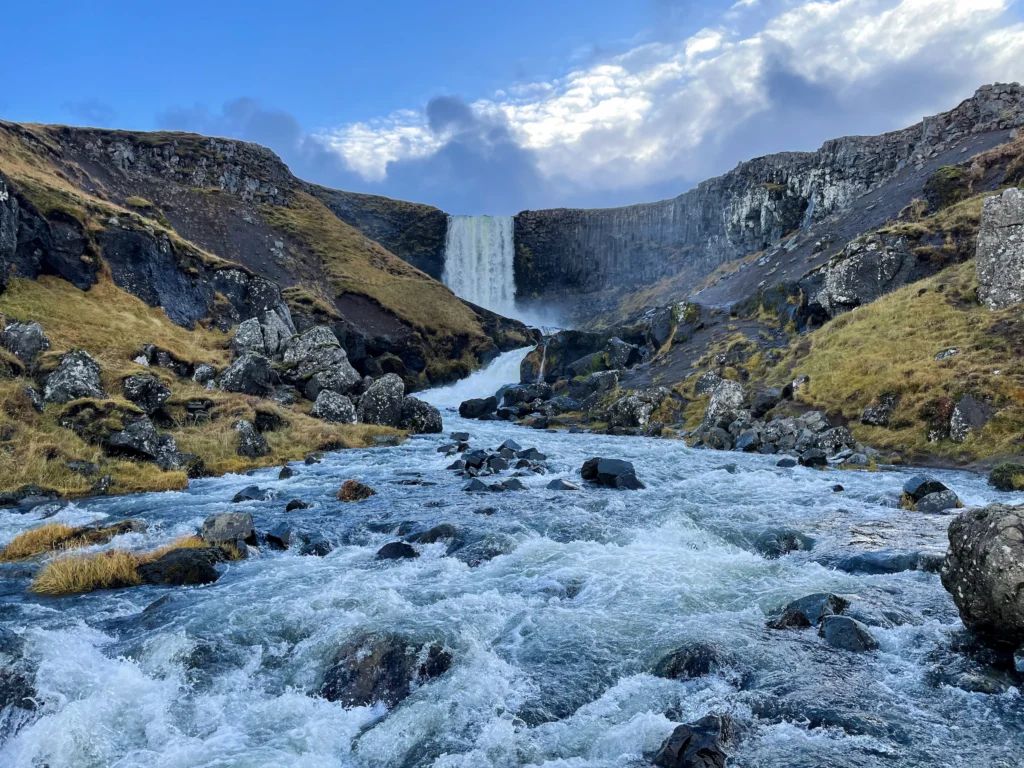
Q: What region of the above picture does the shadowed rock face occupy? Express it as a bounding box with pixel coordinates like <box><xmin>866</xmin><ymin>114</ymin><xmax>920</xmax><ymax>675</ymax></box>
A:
<box><xmin>513</xmin><ymin>84</ymin><xmax>1024</xmax><ymax>318</ymax></box>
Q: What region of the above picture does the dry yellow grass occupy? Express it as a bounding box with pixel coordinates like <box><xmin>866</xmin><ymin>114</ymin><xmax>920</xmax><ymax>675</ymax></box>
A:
<box><xmin>0</xmin><ymin>524</ymin><xmax>78</xmax><ymax>562</ymax></box>
<box><xmin>765</xmin><ymin>261</ymin><xmax>1024</xmax><ymax>461</ymax></box>
<box><xmin>260</xmin><ymin>191</ymin><xmax>483</xmax><ymax>338</ymax></box>
<box><xmin>30</xmin><ymin>550</ymin><xmax>142</xmax><ymax>595</ymax></box>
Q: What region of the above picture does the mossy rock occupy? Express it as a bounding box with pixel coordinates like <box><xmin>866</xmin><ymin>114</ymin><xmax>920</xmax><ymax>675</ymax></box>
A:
<box><xmin>923</xmin><ymin>166</ymin><xmax>968</xmax><ymax>211</ymax></box>
<box><xmin>989</xmin><ymin>462</ymin><xmax>1024</xmax><ymax>492</ymax></box>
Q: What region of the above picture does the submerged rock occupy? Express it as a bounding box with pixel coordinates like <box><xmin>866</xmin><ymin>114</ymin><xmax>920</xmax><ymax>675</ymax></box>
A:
<box><xmin>819</xmin><ymin>616</ymin><xmax>879</xmax><ymax>652</ymax></box>
<box><xmin>138</xmin><ymin>548</ymin><xmax>221</xmax><ymax>586</ymax></box>
<box><xmin>653</xmin><ymin>642</ymin><xmax>731</xmax><ymax>681</ymax></box>
<box><xmin>319</xmin><ymin>634</ymin><xmax>452</xmax><ymax>708</ymax></box>
<box><xmin>754</xmin><ymin>529</ymin><xmax>814</xmax><ymax>559</ymax></box>
<box><xmin>652</xmin><ymin>714</ymin><xmax>738</xmax><ymax>768</ymax></box>
<box><xmin>376</xmin><ymin>541</ymin><xmax>419</xmax><ymax>560</ymax></box>
<box><xmin>769</xmin><ymin>593</ymin><xmax>849</xmax><ymax>629</ymax></box>
<box><xmin>941</xmin><ymin>503</ymin><xmax>1024</xmax><ymax>647</ymax></box>
<box><xmin>547</xmin><ymin>478</ymin><xmax>580</xmax><ymax>491</ymax></box>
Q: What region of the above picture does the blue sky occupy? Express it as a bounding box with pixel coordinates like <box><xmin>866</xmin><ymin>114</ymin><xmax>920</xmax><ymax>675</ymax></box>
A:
<box><xmin>4</xmin><ymin>1</ymin><xmax>1024</xmax><ymax>213</ymax></box>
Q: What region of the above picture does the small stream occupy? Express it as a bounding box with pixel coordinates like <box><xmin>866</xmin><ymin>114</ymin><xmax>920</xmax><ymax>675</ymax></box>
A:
<box><xmin>0</xmin><ymin>349</ymin><xmax>1022</xmax><ymax>767</ymax></box>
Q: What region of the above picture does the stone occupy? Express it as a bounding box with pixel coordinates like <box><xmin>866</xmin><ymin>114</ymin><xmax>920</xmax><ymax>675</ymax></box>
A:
<box><xmin>201</xmin><ymin>512</ymin><xmax>256</xmax><ymax>546</ymax></box>
<box><xmin>755</xmin><ymin>529</ymin><xmax>814</xmax><ymax>559</ymax></box>
<box><xmin>451</xmin><ymin>432</ymin><xmax>472</xmax><ymax>442</ymax></box>
<box><xmin>989</xmin><ymin>462</ymin><xmax>1024</xmax><ymax>492</ymax></box>
<box><xmin>900</xmin><ymin>475</ymin><xmax>951</xmax><ymax>509</ymax></box>
<box><xmin>319</xmin><ymin>634</ymin><xmax>452</xmax><ymax>708</ymax></box>
<box><xmin>941</xmin><ymin>502</ymin><xmax>1024</xmax><ymax>647</ymax></box>
<box><xmin>652</xmin><ymin>714</ymin><xmax>738</xmax><ymax>768</ymax></box>
<box><xmin>812</xmin><ymin>234</ymin><xmax>917</xmax><ymax>316</ymax></box>
<box><xmin>751</xmin><ymin>388</ymin><xmax>781</xmax><ymax>419</ymax></box>
<box><xmin>285</xmin><ymin>499</ymin><xmax>310</xmax><ymax>512</ymax></box>
<box><xmin>915</xmin><ymin>489</ymin><xmax>962</xmax><ymax>514</ymax></box>
<box><xmin>106</xmin><ymin>416</ymin><xmax>183</xmax><ymax>469</ymax></box>
<box><xmin>43</xmin><ymin>350</ymin><xmax>106</xmax><ymax>403</ymax></box>
<box><xmin>192</xmin><ymin>363</ymin><xmax>217</xmax><ymax>385</ymax></box>
<box><xmin>734</xmin><ymin>430</ymin><xmax>760</xmax><ymax>452</ymax></box>
<box><xmin>604</xmin><ymin>336</ymin><xmax>642</xmax><ymax>369</ymax></box>
<box><xmin>220</xmin><ymin>354</ymin><xmax>274</xmax><ymax>396</ymax></box>
<box><xmin>406</xmin><ymin>524</ymin><xmax>460</xmax><ymax>544</ymax></box>
<box><xmin>121</xmin><ymin>374</ymin><xmax>171</xmax><ymax>414</ymax></box>
<box><xmin>300</xmin><ymin>534</ymin><xmax>333</xmax><ymax>557</ymax></box>
<box><xmin>234</xmin><ymin>419</ymin><xmax>270</xmax><ymax>458</ymax></box>
<box><xmin>798</xmin><ymin>449</ymin><xmax>827</xmax><ymax>468</ymax></box>
<box><xmin>357</xmin><ymin>373</ymin><xmax>405</xmax><ymax>427</ymax></box>
<box><xmin>501</xmin><ymin>478</ymin><xmax>527</xmax><ymax>491</ymax></box>
<box><xmin>282</xmin><ymin>325</ymin><xmax>339</xmax><ymax>364</ymax></box>
<box><xmin>819</xmin><ymin>616</ymin><xmax>879</xmax><ymax>652</ymax></box>
<box><xmin>799</xmin><ymin>411</ymin><xmax>830</xmax><ymax>433</ymax></box>
<box><xmin>606</xmin><ymin>388</ymin><xmax>667</xmax><ymax>430</ymax></box>
<box><xmin>138</xmin><ymin>547</ymin><xmax>221</xmax><ymax>586</ymax></box>
<box><xmin>463</xmin><ymin>478</ymin><xmax>490</xmax><ymax>493</ymax></box>
<box><xmin>459</xmin><ymin>396</ymin><xmax>498</xmax><ymax>420</ymax></box>
<box><xmin>376</xmin><ymin>541</ymin><xmax>419</xmax><ymax>560</ymax></box>
<box><xmin>338</xmin><ymin>479</ymin><xmax>376</xmax><ymax>502</ymax></box>
<box><xmin>0</xmin><ymin>321</ymin><xmax>50</xmax><ymax>363</ymax></box>
<box><xmin>694</xmin><ymin>371</ymin><xmax>724</xmax><ymax>396</ymax></box>
<box><xmin>702</xmin><ymin>380</ymin><xmax>745</xmax><ymax>430</ymax></box>
<box><xmin>776</xmin><ymin>457</ymin><xmax>798</xmax><ymax>468</ymax></box>
<box><xmin>311</xmin><ymin>390</ymin><xmax>357</xmax><ymax>424</ymax></box>
<box><xmin>265</xmin><ymin>523</ymin><xmax>294</xmax><ymax>550</ymax></box>
<box><xmin>769</xmin><ymin>593</ymin><xmax>849</xmax><ymax>629</ymax></box>
<box><xmin>817</xmin><ymin>426</ymin><xmax>855</xmax><ymax>455</ymax></box>
<box><xmin>279</xmin><ymin>466</ymin><xmax>295</xmax><ymax>480</ymax></box>
<box><xmin>581</xmin><ymin>457</ymin><xmax>645</xmax><ymax>490</ymax></box>
<box><xmin>232</xmin><ymin>485</ymin><xmax>271</xmax><ymax>503</ymax></box>
<box><xmin>653</xmin><ymin>642</ymin><xmax>731</xmax><ymax>681</ymax></box>
<box><xmin>399</xmin><ymin>396</ymin><xmax>443</xmax><ymax>434</ymax></box>
<box><xmin>949</xmin><ymin>395</ymin><xmax>993</xmax><ymax>443</ymax></box>
<box><xmin>259</xmin><ymin>306</ymin><xmax>296</xmax><ymax>357</ymax></box>
<box><xmin>976</xmin><ymin>187</ymin><xmax>1024</xmax><ymax>309</ymax></box>
<box><xmin>861</xmin><ymin>393</ymin><xmax>899</xmax><ymax>427</ymax></box>
<box><xmin>231</xmin><ymin>318</ymin><xmax>266</xmax><ymax>356</ymax></box>
<box><xmin>547</xmin><ymin>479</ymin><xmax>580</xmax><ymax>491</ymax></box>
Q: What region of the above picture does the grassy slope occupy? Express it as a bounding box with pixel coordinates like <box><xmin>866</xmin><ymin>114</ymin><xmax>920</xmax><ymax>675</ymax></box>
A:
<box><xmin>763</xmin><ymin>260</ymin><xmax>1024</xmax><ymax>464</ymax></box>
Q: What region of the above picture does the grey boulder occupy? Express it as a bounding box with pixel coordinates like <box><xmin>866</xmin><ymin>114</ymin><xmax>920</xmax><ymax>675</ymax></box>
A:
<box><xmin>399</xmin><ymin>396</ymin><xmax>443</xmax><ymax>434</ymax></box>
<box><xmin>121</xmin><ymin>374</ymin><xmax>171</xmax><ymax>414</ymax></box>
<box><xmin>220</xmin><ymin>354</ymin><xmax>274</xmax><ymax>396</ymax></box>
<box><xmin>234</xmin><ymin>419</ymin><xmax>270</xmax><ymax>458</ymax></box>
<box><xmin>1</xmin><ymin>321</ymin><xmax>50</xmax><ymax>363</ymax></box>
<box><xmin>311</xmin><ymin>390</ymin><xmax>357</xmax><ymax>424</ymax></box>
<box><xmin>357</xmin><ymin>373</ymin><xmax>405</xmax><ymax>427</ymax></box>
<box><xmin>44</xmin><ymin>350</ymin><xmax>106</xmax><ymax>403</ymax></box>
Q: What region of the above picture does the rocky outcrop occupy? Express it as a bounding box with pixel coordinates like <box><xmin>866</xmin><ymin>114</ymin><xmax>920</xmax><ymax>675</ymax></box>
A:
<box><xmin>976</xmin><ymin>186</ymin><xmax>1024</xmax><ymax>310</ymax></box>
<box><xmin>121</xmin><ymin>374</ymin><xmax>171</xmax><ymax>415</ymax></box>
<box><xmin>43</xmin><ymin>350</ymin><xmax>106</xmax><ymax>403</ymax></box>
<box><xmin>515</xmin><ymin>84</ymin><xmax>1024</xmax><ymax>313</ymax></box>
<box><xmin>805</xmin><ymin>235</ymin><xmax>922</xmax><ymax>317</ymax></box>
<box><xmin>0</xmin><ymin>321</ymin><xmax>50</xmax><ymax>364</ymax></box>
<box><xmin>220</xmin><ymin>354</ymin><xmax>274</xmax><ymax>396</ymax></box>
<box><xmin>941</xmin><ymin>503</ymin><xmax>1024</xmax><ymax>647</ymax></box>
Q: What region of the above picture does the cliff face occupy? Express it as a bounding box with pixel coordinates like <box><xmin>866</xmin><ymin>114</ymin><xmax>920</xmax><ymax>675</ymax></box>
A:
<box><xmin>514</xmin><ymin>83</ymin><xmax>1024</xmax><ymax>318</ymax></box>
<box><xmin>311</xmin><ymin>187</ymin><xmax>448</xmax><ymax>280</ymax></box>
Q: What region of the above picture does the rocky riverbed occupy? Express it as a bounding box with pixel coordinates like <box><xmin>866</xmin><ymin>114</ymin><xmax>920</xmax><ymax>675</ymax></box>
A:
<box><xmin>0</xmin><ymin>350</ymin><xmax>1021</xmax><ymax>766</ymax></box>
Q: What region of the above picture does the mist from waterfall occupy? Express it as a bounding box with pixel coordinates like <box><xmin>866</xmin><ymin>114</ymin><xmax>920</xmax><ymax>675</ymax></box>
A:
<box><xmin>442</xmin><ymin>215</ymin><xmax>517</xmax><ymax>318</ymax></box>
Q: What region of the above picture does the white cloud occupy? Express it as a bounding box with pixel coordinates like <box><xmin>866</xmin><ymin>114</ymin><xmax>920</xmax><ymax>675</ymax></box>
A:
<box><xmin>316</xmin><ymin>0</ymin><xmax>1024</xmax><ymax>195</ymax></box>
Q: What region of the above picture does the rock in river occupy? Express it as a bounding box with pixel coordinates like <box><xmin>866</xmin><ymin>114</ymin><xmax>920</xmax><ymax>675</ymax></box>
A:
<box><xmin>652</xmin><ymin>714</ymin><xmax>738</xmax><ymax>768</ymax></box>
<box><xmin>581</xmin><ymin>457</ymin><xmax>645</xmax><ymax>490</ymax></box>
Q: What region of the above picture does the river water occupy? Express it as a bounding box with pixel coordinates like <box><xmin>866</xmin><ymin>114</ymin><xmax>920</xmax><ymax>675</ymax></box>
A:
<box><xmin>1</xmin><ymin>349</ymin><xmax>1022</xmax><ymax>767</ymax></box>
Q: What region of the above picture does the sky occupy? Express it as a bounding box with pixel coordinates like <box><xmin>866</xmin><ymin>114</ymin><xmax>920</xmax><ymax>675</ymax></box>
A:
<box><xmin>4</xmin><ymin>0</ymin><xmax>1024</xmax><ymax>214</ymax></box>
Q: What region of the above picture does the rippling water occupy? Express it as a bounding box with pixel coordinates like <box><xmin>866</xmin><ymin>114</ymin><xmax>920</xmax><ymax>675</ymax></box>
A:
<box><xmin>1</xmin><ymin>350</ymin><xmax>1022</xmax><ymax>767</ymax></box>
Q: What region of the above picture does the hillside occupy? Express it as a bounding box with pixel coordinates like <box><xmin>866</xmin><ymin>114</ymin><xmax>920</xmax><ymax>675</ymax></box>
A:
<box><xmin>0</xmin><ymin>121</ymin><xmax>533</xmax><ymax>499</ymax></box>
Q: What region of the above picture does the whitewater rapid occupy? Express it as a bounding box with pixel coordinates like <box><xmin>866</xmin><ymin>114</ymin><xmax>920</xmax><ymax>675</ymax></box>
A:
<box><xmin>0</xmin><ymin>352</ymin><xmax>1022</xmax><ymax>767</ymax></box>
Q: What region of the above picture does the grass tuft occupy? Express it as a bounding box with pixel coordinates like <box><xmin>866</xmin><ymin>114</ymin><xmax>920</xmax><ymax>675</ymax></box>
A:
<box><xmin>30</xmin><ymin>550</ymin><xmax>141</xmax><ymax>595</ymax></box>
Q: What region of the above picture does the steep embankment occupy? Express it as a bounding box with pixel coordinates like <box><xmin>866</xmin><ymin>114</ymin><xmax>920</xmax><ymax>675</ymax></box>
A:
<box><xmin>0</xmin><ymin>121</ymin><xmax>532</xmax><ymax>498</ymax></box>
<box><xmin>514</xmin><ymin>83</ymin><xmax>1024</xmax><ymax>325</ymax></box>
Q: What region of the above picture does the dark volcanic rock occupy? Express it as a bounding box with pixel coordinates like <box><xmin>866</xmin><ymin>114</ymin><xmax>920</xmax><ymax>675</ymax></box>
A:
<box><xmin>547</xmin><ymin>478</ymin><xmax>580</xmax><ymax>491</ymax></box>
<box><xmin>818</xmin><ymin>615</ymin><xmax>879</xmax><ymax>652</ymax></box>
<box><xmin>232</xmin><ymin>485</ymin><xmax>270</xmax><ymax>503</ymax></box>
<box><xmin>941</xmin><ymin>502</ymin><xmax>1024</xmax><ymax>647</ymax></box>
<box><xmin>285</xmin><ymin>498</ymin><xmax>310</xmax><ymax>512</ymax></box>
<box><xmin>459</xmin><ymin>396</ymin><xmax>498</xmax><ymax>420</ymax></box>
<box><xmin>581</xmin><ymin>457</ymin><xmax>645</xmax><ymax>490</ymax></box>
<box><xmin>861</xmin><ymin>393</ymin><xmax>899</xmax><ymax>427</ymax></box>
<box><xmin>357</xmin><ymin>373</ymin><xmax>405</xmax><ymax>427</ymax></box>
<box><xmin>769</xmin><ymin>593</ymin><xmax>849</xmax><ymax>629</ymax></box>
<box><xmin>234</xmin><ymin>419</ymin><xmax>270</xmax><ymax>459</ymax></box>
<box><xmin>43</xmin><ymin>350</ymin><xmax>106</xmax><ymax>403</ymax></box>
<box><xmin>311</xmin><ymin>390</ymin><xmax>357</xmax><ymax>424</ymax></box>
<box><xmin>399</xmin><ymin>396</ymin><xmax>443</xmax><ymax>434</ymax></box>
<box><xmin>652</xmin><ymin>714</ymin><xmax>738</xmax><ymax>768</ymax></box>
<box><xmin>221</xmin><ymin>354</ymin><xmax>274</xmax><ymax>396</ymax></box>
<box><xmin>201</xmin><ymin>512</ymin><xmax>256</xmax><ymax>546</ymax></box>
<box><xmin>138</xmin><ymin>547</ymin><xmax>221</xmax><ymax>586</ymax></box>
<box><xmin>949</xmin><ymin>395</ymin><xmax>993</xmax><ymax>444</ymax></box>
<box><xmin>319</xmin><ymin>634</ymin><xmax>452</xmax><ymax>708</ymax></box>
<box><xmin>754</xmin><ymin>529</ymin><xmax>814</xmax><ymax>559</ymax></box>
<box><xmin>122</xmin><ymin>374</ymin><xmax>172</xmax><ymax>414</ymax></box>
<box><xmin>653</xmin><ymin>642</ymin><xmax>731</xmax><ymax>681</ymax></box>
<box><xmin>0</xmin><ymin>321</ymin><xmax>50</xmax><ymax>364</ymax></box>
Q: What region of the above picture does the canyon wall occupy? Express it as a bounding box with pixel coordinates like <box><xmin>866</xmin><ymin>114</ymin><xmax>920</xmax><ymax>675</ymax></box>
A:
<box><xmin>513</xmin><ymin>83</ymin><xmax>1024</xmax><ymax>311</ymax></box>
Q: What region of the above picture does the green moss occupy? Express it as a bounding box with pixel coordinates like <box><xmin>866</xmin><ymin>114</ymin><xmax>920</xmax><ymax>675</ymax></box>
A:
<box><xmin>923</xmin><ymin>166</ymin><xmax>968</xmax><ymax>210</ymax></box>
<box><xmin>989</xmin><ymin>462</ymin><xmax>1024</xmax><ymax>491</ymax></box>
<box><xmin>124</xmin><ymin>196</ymin><xmax>154</xmax><ymax>209</ymax></box>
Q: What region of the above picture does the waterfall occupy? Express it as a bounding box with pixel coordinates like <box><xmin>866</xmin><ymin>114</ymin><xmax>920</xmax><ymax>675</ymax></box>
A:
<box><xmin>442</xmin><ymin>215</ymin><xmax>517</xmax><ymax>317</ymax></box>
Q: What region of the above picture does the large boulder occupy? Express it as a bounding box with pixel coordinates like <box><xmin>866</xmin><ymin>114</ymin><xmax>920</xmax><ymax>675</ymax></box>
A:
<box><xmin>138</xmin><ymin>547</ymin><xmax>221</xmax><ymax>586</ymax></box>
<box><xmin>357</xmin><ymin>373</ymin><xmax>405</xmax><ymax>427</ymax></box>
<box><xmin>900</xmin><ymin>475</ymin><xmax>960</xmax><ymax>511</ymax></box>
<box><xmin>310</xmin><ymin>390</ymin><xmax>357</xmax><ymax>424</ymax></box>
<box><xmin>399</xmin><ymin>396</ymin><xmax>443</xmax><ymax>434</ymax></box>
<box><xmin>231</xmin><ymin>318</ymin><xmax>267</xmax><ymax>356</ymax></box>
<box><xmin>459</xmin><ymin>396</ymin><xmax>498</xmax><ymax>420</ymax></box>
<box><xmin>234</xmin><ymin>419</ymin><xmax>270</xmax><ymax>458</ymax></box>
<box><xmin>201</xmin><ymin>512</ymin><xmax>257</xmax><ymax>546</ymax></box>
<box><xmin>941</xmin><ymin>503</ymin><xmax>1024</xmax><ymax>647</ymax></box>
<box><xmin>1</xmin><ymin>321</ymin><xmax>50</xmax><ymax>364</ymax></box>
<box><xmin>861</xmin><ymin>393</ymin><xmax>899</xmax><ymax>427</ymax></box>
<box><xmin>652</xmin><ymin>714</ymin><xmax>738</xmax><ymax>768</ymax></box>
<box><xmin>43</xmin><ymin>350</ymin><xmax>106</xmax><ymax>403</ymax></box>
<box><xmin>818</xmin><ymin>616</ymin><xmax>879</xmax><ymax>652</ymax></box>
<box><xmin>605</xmin><ymin>388</ymin><xmax>668</xmax><ymax>430</ymax></box>
<box><xmin>283</xmin><ymin>326</ymin><xmax>360</xmax><ymax>399</ymax></box>
<box><xmin>259</xmin><ymin>305</ymin><xmax>296</xmax><ymax>357</ymax></box>
<box><xmin>604</xmin><ymin>337</ymin><xmax>642</xmax><ymax>369</ymax></box>
<box><xmin>976</xmin><ymin>187</ymin><xmax>1024</xmax><ymax>310</ymax></box>
<box><xmin>701</xmin><ymin>380</ymin><xmax>745</xmax><ymax>430</ymax></box>
<box><xmin>220</xmin><ymin>354</ymin><xmax>274</xmax><ymax>396</ymax></box>
<box><xmin>949</xmin><ymin>395</ymin><xmax>992</xmax><ymax>443</ymax></box>
<box><xmin>811</xmin><ymin>235</ymin><xmax>917</xmax><ymax>317</ymax></box>
<box><xmin>121</xmin><ymin>374</ymin><xmax>171</xmax><ymax>415</ymax></box>
<box><xmin>319</xmin><ymin>634</ymin><xmax>452</xmax><ymax>707</ymax></box>
<box><xmin>581</xmin><ymin>457</ymin><xmax>645</xmax><ymax>490</ymax></box>
<box><xmin>106</xmin><ymin>416</ymin><xmax>184</xmax><ymax>469</ymax></box>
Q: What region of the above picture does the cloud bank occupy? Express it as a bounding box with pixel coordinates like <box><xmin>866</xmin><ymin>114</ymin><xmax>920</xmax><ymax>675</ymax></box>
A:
<box><xmin>165</xmin><ymin>0</ymin><xmax>1024</xmax><ymax>214</ymax></box>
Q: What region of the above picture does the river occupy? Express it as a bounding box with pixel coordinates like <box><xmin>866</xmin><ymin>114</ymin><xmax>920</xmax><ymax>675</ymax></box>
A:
<box><xmin>0</xmin><ymin>349</ymin><xmax>1021</xmax><ymax>767</ymax></box>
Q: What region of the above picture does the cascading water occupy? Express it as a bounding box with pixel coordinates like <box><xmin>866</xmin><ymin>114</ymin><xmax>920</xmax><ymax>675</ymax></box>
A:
<box><xmin>1</xmin><ymin>351</ymin><xmax>1023</xmax><ymax>766</ymax></box>
<box><xmin>442</xmin><ymin>215</ymin><xmax>517</xmax><ymax>317</ymax></box>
